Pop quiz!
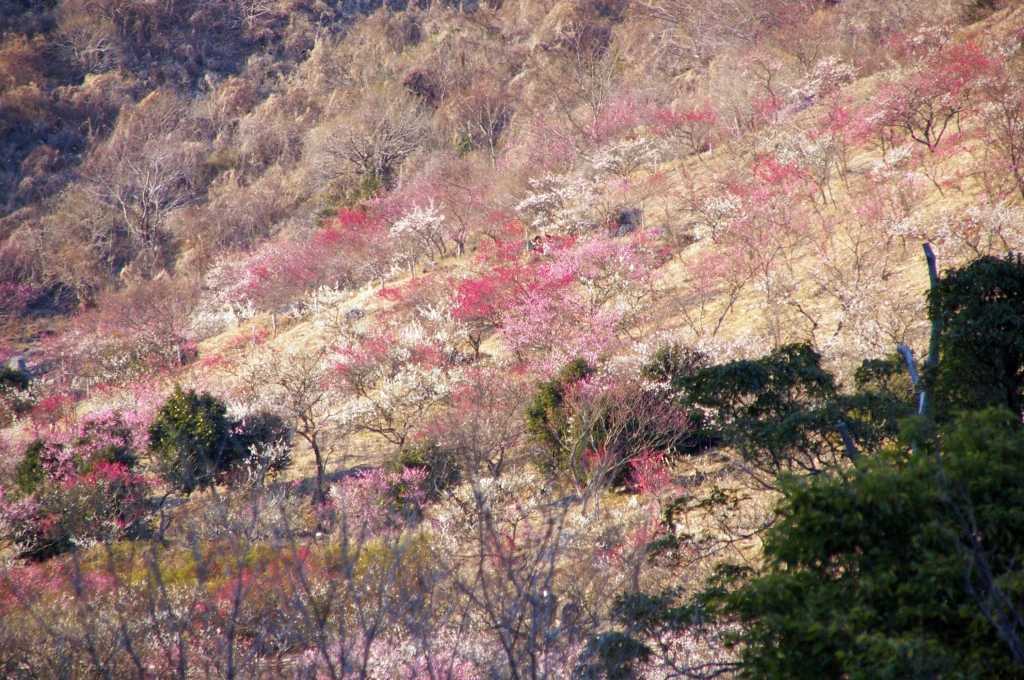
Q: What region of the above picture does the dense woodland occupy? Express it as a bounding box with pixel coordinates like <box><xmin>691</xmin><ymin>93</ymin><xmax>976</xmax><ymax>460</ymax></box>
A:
<box><xmin>1</xmin><ymin>0</ymin><xmax>1024</xmax><ymax>676</ymax></box>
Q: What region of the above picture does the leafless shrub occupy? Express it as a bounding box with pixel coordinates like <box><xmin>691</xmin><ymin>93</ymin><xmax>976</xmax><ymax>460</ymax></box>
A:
<box><xmin>56</xmin><ymin>2</ymin><xmax>122</xmax><ymax>74</ymax></box>
<box><xmin>306</xmin><ymin>86</ymin><xmax>430</xmax><ymax>195</ymax></box>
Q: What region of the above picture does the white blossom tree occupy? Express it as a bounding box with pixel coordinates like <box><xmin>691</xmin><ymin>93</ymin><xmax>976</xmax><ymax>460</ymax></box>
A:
<box><xmin>516</xmin><ymin>172</ymin><xmax>599</xmax><ymax>235</ymax></box>
<box><xmin>390</xmin><ymin>202</ymin><xmax>449</xmax><ymax>276</ymax></box>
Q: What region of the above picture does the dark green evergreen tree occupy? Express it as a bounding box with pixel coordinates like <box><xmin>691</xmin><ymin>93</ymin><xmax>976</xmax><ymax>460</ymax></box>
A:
<box><xmin>148</xmin><ymin>384</ymin><xmax>236</xmax><ymax>494</ymax></box>
<box><xmin>930</xmin><ymin>253</ymin><xmax>1024</xmax><ymax>418</ymax></box>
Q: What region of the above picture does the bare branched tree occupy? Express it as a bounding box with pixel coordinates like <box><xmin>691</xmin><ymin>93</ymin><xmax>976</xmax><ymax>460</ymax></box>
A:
<box><xmin>86</xmin><ymin>90</ymin><xmax>203</xmax><ymax>267</ymax></box>
<box><xmin>235</xmin><ymin>345</ymin><xmax>344</xmax><ymax>503</ymax></box>
<box><xmin>310</xmin><ymin>88</ymin><xmax>429</xmax><ymax>193</ymax></box>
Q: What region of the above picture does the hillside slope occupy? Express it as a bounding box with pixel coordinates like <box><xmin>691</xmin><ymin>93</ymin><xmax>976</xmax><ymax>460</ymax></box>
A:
<box><xmin>1</xmin><ymin>0</ymin><xmax>1023</xmax><ymax>677</ymax></box>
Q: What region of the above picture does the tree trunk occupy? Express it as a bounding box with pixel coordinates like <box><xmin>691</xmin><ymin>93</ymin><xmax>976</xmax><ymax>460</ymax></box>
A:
<box><xmin>312</xmin><ymin>438</ymin><xmax>326</xmax><ymax>505</ymax></box>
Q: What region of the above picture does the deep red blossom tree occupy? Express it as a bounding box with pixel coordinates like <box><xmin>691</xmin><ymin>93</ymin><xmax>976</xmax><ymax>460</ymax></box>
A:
<box><xmin>451</xmin><ymin>266</ymin><xmax>523</xmax><ymax>359</ymax></box>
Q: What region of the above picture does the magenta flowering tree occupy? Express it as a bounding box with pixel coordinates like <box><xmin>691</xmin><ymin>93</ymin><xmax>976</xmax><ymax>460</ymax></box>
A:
<box><xmin>326</xmin><ymin>466</ymin><xmax>430</xmax><ymax>542</ymax></box>
<box><xmin>655</xmin><ymin>101</ymin><xmax>717</xmax><ymax>160</ymax></box>
<box><xmin>499</xmin><ymin>233</ymin><xmax>664</xmax><ymax>372</ymax></box>
<box><xmin>1</xmin><ymin>409</ymin><xmax>154</xmax><ymax>559</ymax></box>
<box><xmin>627</xmin><ymin>448</ymin><xmax>673</xmax><ymax>495</ymax></box>
<box><xmin>451</xmin><ymin>264</ymin><xmax>524</xmax><ymax>358</ymax></box>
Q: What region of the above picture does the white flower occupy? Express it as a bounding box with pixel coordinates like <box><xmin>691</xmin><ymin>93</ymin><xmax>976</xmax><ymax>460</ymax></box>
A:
<box><xmin>692</xmin><ymin>194</ymin><xmax>742</xmax><ymax>241</ymax></box>
<box><xmin>591</xmin><ymin>137</ymin><xmax>663</xmax><ymax>176</ymax></box>
<box><xmin>390</xmin><ymin>201</ymin><xmax>446</xmax><ymax>240</ymax></box>
<box><xmin>792</xmin><ymin>56</ymin><xmax>856</xmax><ymax>101</ymax></box>
<box><xmin>516</xmin><ymin>172</ymin><xmax>598</xmax><ymax>234</ymax></box>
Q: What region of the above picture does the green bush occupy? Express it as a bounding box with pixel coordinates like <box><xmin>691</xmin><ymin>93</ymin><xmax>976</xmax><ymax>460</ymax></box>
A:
<box><xmin>148</xmin><ymin>385</ymin><xmax>236</xmax><ymax>494</ymax></box>
<box><xmin>0</xmin><ymin>365</ymin><xmax>33</xmax><ymax>426</ymax></box>
<box><xmin>670</xmin><ymin>344</ymin><xmax>848</xmax><ymax>475</ymax></box>
<box><xmin>395</xmin><ymin>439</ymin><xmax>459</xmax><ymax>498</ymax></box>
<box><xmin>641</xmin><ymin>343</ymin><xmax>916</xmax><ymax>477</ymax></box>
<box><xmin>525</xmin><ymin>357</ymin><xmax>595</xmax><ymax>457</ymax></box>
<box><xmin>0</xmin><ymin>365</ymin><xmax>29</xmax><ymax>392</ymax></box>
<box><xmin>148</xmin><ymin>386</ymin><xmax>293</xmax><ymax>493</ymax></box>
<box><xmin>930</xmin><ymin>253</ymin><xmax>1024</xmax><ymax>419</ymax></box>
<box><xmin>13</xmin><ymin>440</ymin><xmax>45</xmax><ymax>497</ymax></box>
<box><xmin>726</xmin><ymin>410</ymin><xmax>1024</xmax><ymax>680</ymax></box>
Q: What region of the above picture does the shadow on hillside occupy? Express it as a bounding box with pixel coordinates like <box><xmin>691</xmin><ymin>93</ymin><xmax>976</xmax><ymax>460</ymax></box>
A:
<box><xmin>276</xmin><ymin>464</ymin><xmax>377</xmax><ymax>498</ymax></box>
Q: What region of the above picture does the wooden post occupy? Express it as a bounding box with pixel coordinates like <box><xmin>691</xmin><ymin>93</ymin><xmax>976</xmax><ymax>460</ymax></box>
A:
<box><xmin>897</xmin><ymin>343</ymin><xmax>924</xmax><ymax>414</ymax></box>
<box><xmin>920</xmin><ymin>243</ymin><xmax>942</xmax><ymax>417</ymax></box>
<box><xmin>837</xmin><ymin>422</ymin><xmax>859</xmax><ymax>462</ymax></box>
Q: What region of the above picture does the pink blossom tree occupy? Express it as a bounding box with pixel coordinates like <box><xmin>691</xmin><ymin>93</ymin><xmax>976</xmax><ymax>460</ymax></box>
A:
<box><xmin>46</xmin><ymin>279</ymin><xmax>199</xmax><ymax>389</ymax></box>
<box><xmin>682</xmin><ymin>158</ymin><xmax>813</xmax><ymax>343</ymax></box>
<box><xmin>868</xmin><ymin>39</ymin><xmax>991</xmax><ymax>152</ymax></box>
<box><xmin>499</xmin><ymin>233</ymin><xmax>664</xmax><ymax>373</ymax></box>
<box><xmin>205</xmin><ymin>205</ymin><xmax>389</xmax><ymax>317</ymax></box>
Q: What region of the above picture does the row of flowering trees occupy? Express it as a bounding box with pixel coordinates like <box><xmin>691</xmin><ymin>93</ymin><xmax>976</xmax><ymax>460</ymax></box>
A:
<box><xmin>10</xmin><ymin>18</ymin><xmax>1023</xmax><ymax>498</ymax></box>
<box><xmin>29</xmin><ymin>25</ymin><xmax>1020</xmax><ymax>396</ymax></box>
